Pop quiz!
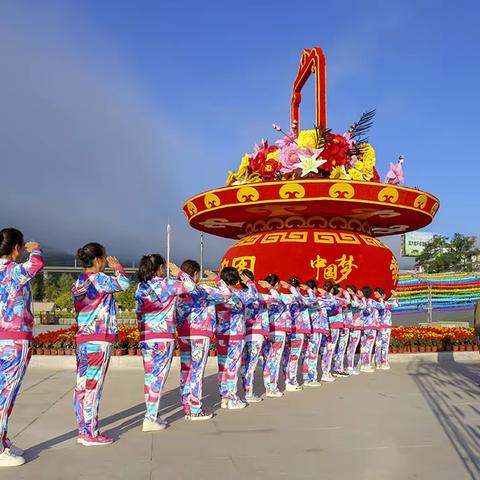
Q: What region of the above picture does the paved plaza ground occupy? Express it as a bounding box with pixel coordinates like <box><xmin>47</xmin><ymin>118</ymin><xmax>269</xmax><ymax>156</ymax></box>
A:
<box><xmin>0</xmin><ymin>357</ymin><xmax>479</xmax><ymax>480</ymax></box>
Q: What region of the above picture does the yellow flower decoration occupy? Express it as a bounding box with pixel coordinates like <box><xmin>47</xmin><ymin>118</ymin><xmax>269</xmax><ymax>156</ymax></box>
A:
<box><xmin>348</xmin><ymin>167</ymin><xmax>364</xmax><ymax>181</ymax></box>
<box><xmin>266</xmin><ymin>148</ymin><xmax>280</xmax><ymax>162</ymax></box>
<box><xmin>297</xmin><ymin>129</ymin><xmax>317</xmax><ymax>149</ymax></box>
<box><xmin>226</xmin><ymin>153</ymin><xmax>250</xmax><ymax>185</ymax></box>
<box><xmin>330</xmin><ymin>165</ymin><xmax>351</xmax><ymax>180</ymax></box>
<box><xmin>360</xmin><ymin>143</ymin><xmax>376</xmax><ymax>172</ymax></box>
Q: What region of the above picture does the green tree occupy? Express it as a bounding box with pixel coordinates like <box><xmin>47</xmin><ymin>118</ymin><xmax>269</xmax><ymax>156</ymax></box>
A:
<box><xmin>55</xmin><ymin>291</ymin><xmax>74</xmax><ymax>311</ymax></box>
<box><xmin>416</xmin><ymin>233</ymin><xmax>479</xmax><ymax>273</ymax></box>
<box><xmin>43</xmin><ymin>275</ymin><xmax>59</xmax><ymax>301</ymax></box>
<box><xmin>115</xmin><ymin>281</ymin><xmax>137</xmax><ymax>310</ymax></box>
<box><xmin>31</xmin><ymin>275</ymin><xmax>45</xmax><ymax>301</ymax></box>
<box><xmin>57</xmin><ymin>273</ymin><xmax>74</xmax><ymax>294</ymax></box>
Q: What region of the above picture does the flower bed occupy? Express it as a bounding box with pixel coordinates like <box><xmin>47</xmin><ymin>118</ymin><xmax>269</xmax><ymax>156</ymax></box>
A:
<box><xmin>390</xmin><ymin>326</ymin><xmax>478</xmax><ymax>353</ymax></box>
<box><xmin>31</xmin><ymin>325</ymin><xmax>478</xmax><ymax>355</ymax></box>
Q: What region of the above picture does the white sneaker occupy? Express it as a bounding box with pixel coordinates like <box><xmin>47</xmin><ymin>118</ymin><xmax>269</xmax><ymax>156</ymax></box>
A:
<box><xmin>156</xmin><ymin>416</ymin><xmax>168</xmax><ymax>427</ymax></box>
<box><xmin>245</xmin><ymin>395</ymin><xmax>263</xmax><ymax>403</ymax></box>
<box><xmin>381</xmin><ymin>364</ymin><xmax>391</xmax><ymax>370</ymax></box>
<box><xmin>346</xmin><ymin>368</ymin><xmax>360</xmax><ymax>376</ymax></box>
<box><xmin>0</xmin><ymin>448</ymin><xmax>26</xmax><ymax>467</ymax></box>
<box><xmin>220</xmin><ymin>399</ymin><xmax>229</xmax><ymax>409</ymax></box>
<box><xmin>4</xmin><ymin>439</ymin><xmax>23</xmax><ymax>456</ymax></box>
<box><xmin>304</xmin><ymin>380</ymin><xmax>322</xmax><ymax>387</ymax></box>
<box><xmin>227</xmin><ymin>399</ymin><xmax>247</xmax><ymax>410</ymax></box>
<box><xmin>285</xmin><ymin>383</ymin><xmax>303</xmax><ymax>392</ymax></box>
<box><xmin>321</xmin><ymin>374</ymin><xmax>335</xmax><ymax>383</ymax></box>
<box><xmin>142</xmin><ymin>419</ymin><xmax>167</xmax><ymax>432</ymax></box>
<box><xmin>265</xmin><ymin>389</ymin><xmax>283</xmax><ymax>398</ymax></box>
<box><xmin>185</xmin><ymin>410</ymin><xmax>213</xmax><ymax>421</ymax></box>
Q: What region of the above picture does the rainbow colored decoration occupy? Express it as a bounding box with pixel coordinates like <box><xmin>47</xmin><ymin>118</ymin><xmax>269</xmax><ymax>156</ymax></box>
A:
<box><xmin>396</xmin><ymin>272</ymin><xmax>480</xmax><ymax>311</ymax></box>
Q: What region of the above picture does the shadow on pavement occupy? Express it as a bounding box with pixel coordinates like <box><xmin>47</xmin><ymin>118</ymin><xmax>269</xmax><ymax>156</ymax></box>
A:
<box><xmin>407</xmin><ymin>360</ymin><xmax>480</xmax><ymax>480</ymax></box>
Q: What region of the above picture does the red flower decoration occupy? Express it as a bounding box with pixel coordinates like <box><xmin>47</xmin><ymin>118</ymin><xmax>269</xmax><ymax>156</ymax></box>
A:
<box><xmin>320</xmin><ymin>134</ymin><xmax>350</xmax><ymax>172</ymax></box>
<box><xmin>260</xmin><ymin>158</ymin><xmax>280</xmax><ymax>179</ymax></box>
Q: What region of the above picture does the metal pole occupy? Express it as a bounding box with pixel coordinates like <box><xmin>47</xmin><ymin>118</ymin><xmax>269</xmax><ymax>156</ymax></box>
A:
<box><xmin>166</xmin><ymin>224</ymin><xmax>171</xmax><ymax>280</ymax></box>
<box><xmin>200</xmin><ymin>233</ymin><xmax>204</xmax><ymax>280</ymax></box>
<box><xmin>427</xmin><ymin>283</ymin><xmax>433</xmax><ymax>323</ymax></box>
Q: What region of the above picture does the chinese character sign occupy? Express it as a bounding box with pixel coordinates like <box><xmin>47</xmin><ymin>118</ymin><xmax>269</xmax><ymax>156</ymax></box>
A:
<box><xmin>310</xmin><ymin>253</ymin><xmax>358</xmax><ymax>283</ymax></box>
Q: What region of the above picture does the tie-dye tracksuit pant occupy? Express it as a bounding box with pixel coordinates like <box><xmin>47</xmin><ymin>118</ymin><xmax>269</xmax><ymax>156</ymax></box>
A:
<box><xmin>178</xmin><ymin>337</ymin><xmax>211</xmax><ymax>415</ymax></box>
<box><xmin>217</xmin><ymin>339</ymin><xmax>245</xmax><ymax>401</ymax></box>
<box><xmin>262</xmin><ymin>333</ymin><xmax>286</xmax><ymax>393</ymax></box>
<box><xmin>301</xmin><ymin>333</ymin><xmax>323</xmax><ymax>383</ymax></box>
<box><xmin>374</xmin><ymin>328</ymin><xmax>391</xmax><ymax>367</ymax></box>
<box><xmin>74</xmin><ymin>341</ymin><xmax>112</xmax><ymax>437</ymax></box>
<box><xmin>345</xmin><ymin>329</ymin><xmax>362</xmax><ymax>370</ymax></box>
<box><xmin>140</xmin><ymin>340</ymin><xmax>175</xmax><ymax>422</ymax></box>
<box><xmin>282</xmin><ymin>333</ymin><xmax>304</xmax><ymax>386</ymax></box>
<box><xmin>241</xmin><ymin>335</ymin><xmax>264</xmax><ymax>397</ymax></box>
<box><xmin>359</xmin><ymin>329</ymin><xmax>377</xmax><ymax>367</ymax></box>
<box><xmin>333</xmin><ymin>328</ymin><xmax>350</xmax><ymax>372</ymax></box>
<box><xmin>0</xmin><ymin>340</ymin><xmax>31</xmax><ymax>453</ymax></box>
<box><xmin>321</xmin><ymin>328</ymin><xmax>340</xmax><ymax>375</ymax></box>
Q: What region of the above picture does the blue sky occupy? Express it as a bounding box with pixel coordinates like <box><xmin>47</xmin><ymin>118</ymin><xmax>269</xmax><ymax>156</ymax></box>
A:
<box><xmin>0</xmin><ymin>0</ymin><xmax>478</xmax><ymax>267</ymax></box>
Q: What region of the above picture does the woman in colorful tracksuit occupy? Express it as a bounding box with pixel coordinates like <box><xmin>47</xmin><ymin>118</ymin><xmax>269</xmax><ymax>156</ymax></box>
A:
<box><xmin>374</xmin><ymin>288</ymin><xmax>399</xmax><ymax>370</ymax></box>
<box><xmin>176</xmin><ymin>260</ymin><xmax>231</xmax><ymax>421</ymax></box>
<box><xmin>301</xmin><ymin>280</ymin><xmax>329</xmax><ymax>387</ymax></box>
<box><xmin>0</xmin><ymin>228</ymin><xmax>44</xmax><ymax>467</ymax></box>
<box><xmin>216</xmin><ymin>267</ymin><xmax>258</xmax><ymax>410</ymax></box>
<box><xmin>135</xmin><ymin>255</ymin><xmax>196</xmax><ymax>432</ymax></box>
<box><xmin>282</xmin><ymin>278</ymin><xmax>314</xmax><ymax>392</ymax></box>
<box><xmin>332</xmin><ymin>286</ymin><xmax>352</xmax><ymax>376</ymax></box>
<box><xmin>72</xmin><ymin>242</ymin><xmax>130</xmax><ymax>446</ymax></box>
<box><xmin>345</xmin><ymin>287</ymin><xmax>366</xmax><ymax>375</ymax></box>
<box><xmin>358</xmin><ymin>286</ymin><xmax>379</xmax><ymax>373</ymax></box>
<box><xmin>240</xmin><ymin>269</ymin><xmax>270</xmax><ymax>403</ymax></box>
<box><xmin>320</xmin><ymin>282</ymin><xmax>345</xmax><ymax>383</ymax></box>
<box><xmin>260</xmin><ymin>275</ymin><xmax>294</xmax><ymax>398</ymax></box>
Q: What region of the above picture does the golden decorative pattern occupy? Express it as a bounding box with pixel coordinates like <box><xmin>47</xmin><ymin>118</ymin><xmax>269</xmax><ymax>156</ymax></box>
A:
<box><xmin>234</xmin><ymin>234</ymin><xmax>263</xmax><ymax>247</ymax></box>
<box><xmin>237</xmin><ymin>186</ymin><xmax>260</xmax><ymax>203</ymax></box>
<box><xmin>328</xmin><ymin>182</ymin><xmax>355</xmax><ymax>199</ymax></box>
<box><xmin>360</xmin><ymin>235</ymin><xmax>388</xmax><ymax>249</ymax></box>
<box><xmin>185</xmin><ymin>202</ymin><xmax>197</xmax><ymax>216</ymax></box>
<box><xmin>244</xmin><ymin>216</ymin><xmax>372</xmax><ymax>235</ymax></box>
<box><xmin>231</xmin><ymin>256</ymin><xmax>256</xmax><ymax>272</ymax></box>
<box><xmin>204</xmin><ymin>193</ymin><xmax>221</xmax><ymax>209</ymax></box>
<box><xmin>261</xmin><ymin>231</ymin><xmax>308</xmax><ymax>244</ymax></box>
<box><xmin>378</xmin><ymin>187</ymin><xmax>399</xmax><ymax>203</ymax></box>
<box><xmin>390</xmin><ymin>256</ymin><xmax>399</xmax><ymax>282</ymax></box>
<box><xmin>313</xmin><ymin>232</ymin><xmax>360</xmax><ymax>245</ymax></box>
<box><xmin>279</xmin><ymin>183</ymin><xmax>305</xmax><ymax>199</ymax></box>
<box><xmin>310</xmin><ymin>253</ymin><xmax>358</xmax><ymax>283</ymax></box>
<box><xmin>414</xmin><ymin>194</ymin><xmax>427</xmax><ymax>210</ymax></box>
<box><xmin>430</xmin><ymin>202</ymin><xmax>439</xmax><ymax>215</ymax></box>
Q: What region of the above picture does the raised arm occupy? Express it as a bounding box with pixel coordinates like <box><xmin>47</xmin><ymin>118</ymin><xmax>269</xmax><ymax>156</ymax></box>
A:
<box><xmin>94</xmin><ymin>259</ymin><xmax>130</xmax><ymax>293</ymax></box>
<box><xmin>11</xmin><ymin>243</ymin><xmax>45</xmax><ymax>285</ymax></box>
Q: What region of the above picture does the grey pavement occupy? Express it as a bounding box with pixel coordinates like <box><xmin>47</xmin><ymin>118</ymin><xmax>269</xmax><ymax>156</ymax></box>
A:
<box><xmin>1</xmin><ymin>359</ymin><xmax>479</xmax><ymax>480</ymax></box>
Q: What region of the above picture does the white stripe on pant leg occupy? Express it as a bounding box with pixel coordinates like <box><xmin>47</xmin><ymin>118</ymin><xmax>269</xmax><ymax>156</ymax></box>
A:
<box><xmin>0</xmin><ymin>340</ymin><xmax>30</xmax><ymax>449</ymax></box>
<box><xmin>90</xmin><ymin>344</ymin><xmax>112</xmax><ymax>437</ymax></box>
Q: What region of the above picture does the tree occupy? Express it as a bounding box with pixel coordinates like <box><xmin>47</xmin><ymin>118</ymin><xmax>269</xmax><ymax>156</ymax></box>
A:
<box><xmin>55</xmin><ymin>291</ymin><xmax>74</xmax><ymax>311</ymax></box>
<box><xmin>31</xmin><ymin>275</ymin><xmax>45</xmax><ymax>301</ymax></box>
<box><xmin>416</xmin><ymin>233</ymin><xmax>480</xmax><ymax>273</ymax></box>
<box><xmin>43</xmin><ymin>275</ymin><xmax>59</xmax><ymax>301</ymax></box>
<box><xmin>57</xmin><ymin>273</ymin><xmax>74</xmax><ymax>294</ymax></box>
<box><xmin>115</xmin><ymin>281</ymin><xmax>137</xmax><ymax>311</ymax></box>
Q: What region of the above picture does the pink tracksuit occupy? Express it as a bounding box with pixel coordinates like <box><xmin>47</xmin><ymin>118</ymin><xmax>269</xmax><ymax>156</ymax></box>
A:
<box><xmin>374</xmin><ymin>295</ymin><xmax>399</xmax><ymax>367</ymax></box>
<box><xmin>72</xmin><ymin>265</ymin><xmax>130</xmax><ymax>438</ymax></box>
<box><xmin>0</xmin><ymin>249</ymin><xmax>45</xmax><ymax>453</ymax></box>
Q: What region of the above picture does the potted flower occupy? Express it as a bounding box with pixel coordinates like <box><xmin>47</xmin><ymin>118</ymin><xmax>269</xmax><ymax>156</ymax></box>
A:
<box><xmin>390</xmin><ymin>338</ymin><xmax>401</xmax><ymax>354</ymax></box>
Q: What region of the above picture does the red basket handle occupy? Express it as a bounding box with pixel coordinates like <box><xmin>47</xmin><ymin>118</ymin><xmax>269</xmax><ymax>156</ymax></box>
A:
<box><xmin>290</xmin><ymin>47</ymin><xmax>327</xmax><ymax>132</ymax></box>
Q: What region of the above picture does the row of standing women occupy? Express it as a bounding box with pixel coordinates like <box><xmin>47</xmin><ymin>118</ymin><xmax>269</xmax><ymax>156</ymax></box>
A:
<box><xmin>0</xmin><ymin>228</ymin><xmax>398</xmax><ymax>467</ymax></box>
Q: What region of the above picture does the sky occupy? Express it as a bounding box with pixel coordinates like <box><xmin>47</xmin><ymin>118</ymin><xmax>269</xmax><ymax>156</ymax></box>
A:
<box><xmin>0</xmin><ymin>0</ymin><xmax>478</xmax><ymax>268</ymax></box>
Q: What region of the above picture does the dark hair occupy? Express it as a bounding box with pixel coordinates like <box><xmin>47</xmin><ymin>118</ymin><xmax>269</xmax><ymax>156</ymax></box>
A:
<box><xmin>346</xmin><ymin>284</ymin><xmax>357</xmax><ymax>292</ymax></box>
<box><xmin>137</xmin><ymin>254</ymin><xmax>166</xmax><ymax>283</ymax></box>
<box><xmin>0</xmin><ymin>228</ymin><xmax>24</xmax><ymax>256</ymax></box>
<box><xmin>306</xmin><ymin>279</ymin><xmax>317</xmax><ymax>290</ymax></box>
<box><xmin>220</xmin><ymin>267</ymin><xmax>240</xmax><ymax>286</ymax></box>
<box><xmin>242</xmin><ymin>269</ymin><xmax>254</xmax><ymax>281</ymax></box>
<box><xmin>77</xmin><ymin>242</ymin><xmax>106</xmax><ymax>268</ymax></box>
<box><xmin>331</xmin><ymin>284</ymin><xmax>340</xmax><ymax>296</ymax></box>
<box><xmin>362</xmin><ymin>286</ymin><xmax>373</xmax><ymax>298</ymax></box>
<box><xmin>264</xmin><ymin>273</ymin><xmax>280</xmax><ymax>287</ymax></box>
<box><xmin>180</xmin><ymin>259</ymin><xmax>200</xmax><ymax>278</ymax></box>
<box><xmin>374</xmin><ymin>287</ymin><xmax>386</xmax><ymax>296</ymax></box>
<box><xmin>323</xmin><ymin>281</ymin><xmax>334</xmax><ymax>292</ymax></box>
<box><xmin>289</xmin><ymin>276</ymin><xmax>301</xmax><ymax>288</ymax></box>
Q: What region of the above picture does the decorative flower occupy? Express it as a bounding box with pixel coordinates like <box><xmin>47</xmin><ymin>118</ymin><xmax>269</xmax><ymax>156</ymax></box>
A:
<box><xmin>293</xmin><ymin>151</ymin><xmax>327</xmax><ymax>177</ymax></box>
<box><xmin>296</xmin><ymin>129</ymin><xmax>317</xmax><ymax>150</ymax></box>
<box><xmin>226</xmin><ymin>153</ymin><xmax>251</xmax><ymax>186</ymax></box>
<box><xmin>277</xmin><ymin>144</ymin><xmax>301</xmax><ymax>173</ymax></box>
<box><xmin>260</xmin><ymin>158</ymin><xmax>281</xmax><ymax>179</ymax></box>
<box><xmin>329</xmin><ymin>165</ymin><xmax>351</xmax><ymax>180</ymax></box>
<box><xmin>320</xmin><ymin>133</ymin><xmax>350</xmax><ymax>171</ymax></box>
